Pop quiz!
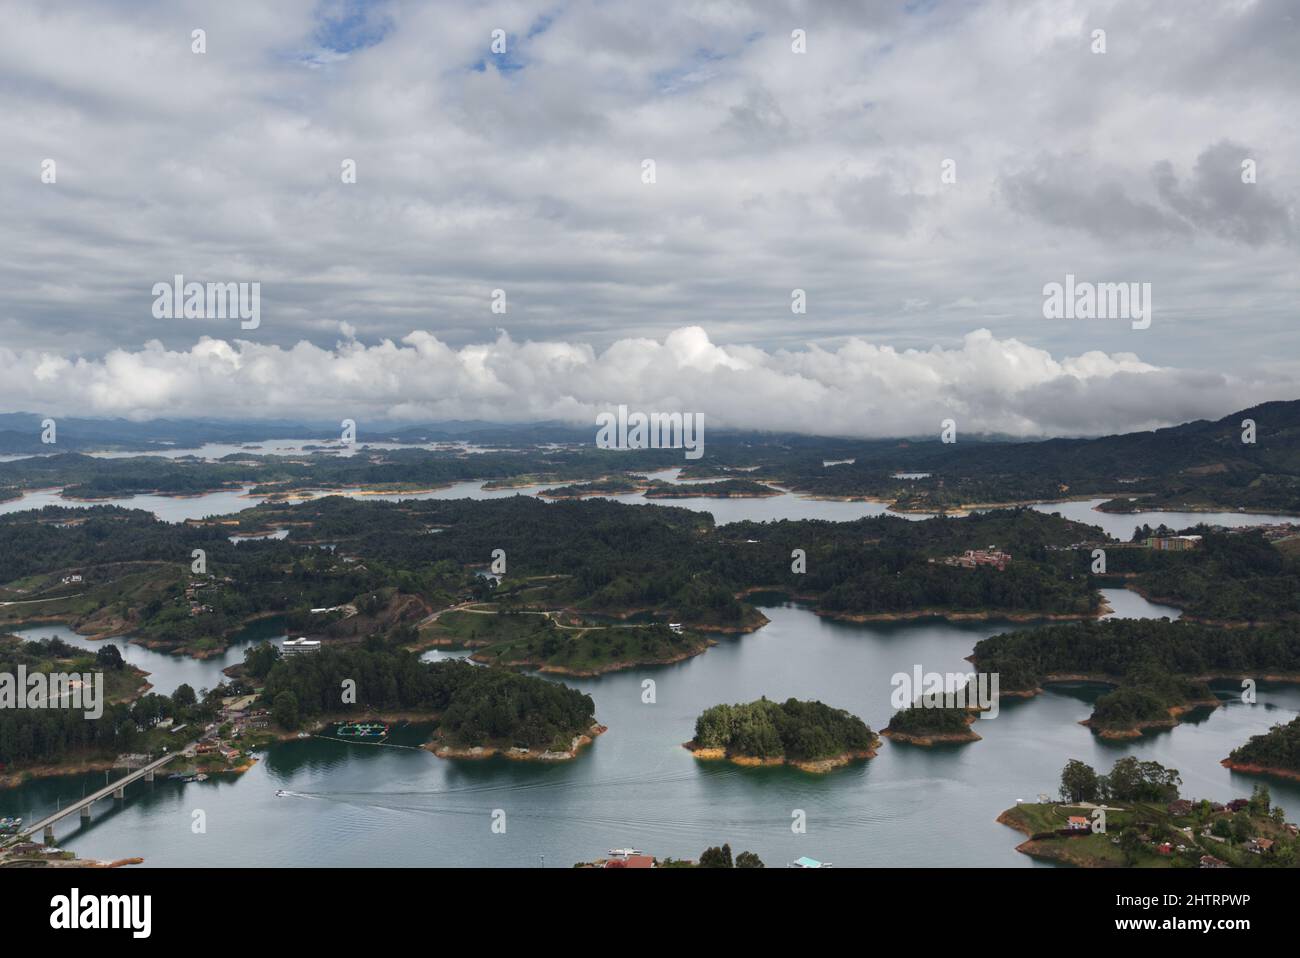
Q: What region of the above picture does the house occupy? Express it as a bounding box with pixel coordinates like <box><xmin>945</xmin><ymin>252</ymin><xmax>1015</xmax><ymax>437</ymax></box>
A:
<box><xmin>940</xmin><ymin>547</ymin><xmax>1012</xmax><ymax>571</ymax></box>
<box><xmin>1167</xmin><ymin>800</ymin><xmax>1193</xmax><ymax>816</ymax></box>
<box><xmin>1155</xmin><ymin>843</ymin><xmax>1173</xmax><ymax>856</ymax></box>
<box><xmin>668</xmin><ymin>623</ymin><xmax>684</xmax><ymax>634</ymax></box>
<box><xmin>1199</xmin><ymin>855</ymin><xmax>1228</xmax><ymax>869</ymax></box>
<box><xmin>1226</xmin><ymin>798</ymin><xmax>1250</xmax><ymax>813</ymax></box>
<box><xmin>219</xmin><ymin>746</ymin><xmax>241</xmax><ymax>762</ymax></box>
<box><xmin>1145</xmin><ymin>535</ymin><xmax>1201</xmax><ymax>551</ymax></box>
<box><xmin>603</xmin><ymin>855</ymin><xmax>654</xmax><ymax>869</ymax></box>
<box><xmin>1066</xmin><ymin>816</ymin><xmax>1091</xmax><ymax>831</ymax></box>
<box><xmin>1248</xmin><ymin>838</ymin><xmax>1275</xmax><ymax>855</ymax></box>
<box><xmin>61</xmin><ymin>574</ymin><xmax>83</xmax><ymax>584</ymax></box>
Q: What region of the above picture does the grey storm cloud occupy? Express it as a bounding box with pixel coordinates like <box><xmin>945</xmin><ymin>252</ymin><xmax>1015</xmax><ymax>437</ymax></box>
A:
<box><xmin>0</xmin><ymin>0</ymin><xmax>1296</xmax><ymax>434</ymax></box>
<box><xmin>1153</xmin><ymin>141</ymin><xmax>1297</xmax><ymax>247</ymax></box>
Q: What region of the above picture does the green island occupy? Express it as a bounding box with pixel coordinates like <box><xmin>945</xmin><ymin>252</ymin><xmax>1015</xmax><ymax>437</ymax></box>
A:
<box><xmin>971</xmin><ymin>618</ymin><xmax>1300</xmax><ymax>737</ymax></box>
<box><xmin>684</xmin><ymin>697</ymin><xmax>879</xmax><ymax>772</ymax></box>
<box><xmin>999</xmin><ymin>757</ymin><xmax>1299</xmax><ymax>867</ymax></box>
<box><xmin>643</xmin><ymin>478</ymin><xmax>780</xmax><ymax>499</ymax></box>
<box><xmin>254</xmin><ymin>645</ymin><xmax>601</xmax><ymax>760</ymax></box>
<box><xmin>882</xmin><ymin>699</ymin><xmax>982</xmax><ymax>746</ymax></box>
<box><xmin>418</xmin><ymin>608</ymin><xmax>716</xmax><ymax>676</ymax></box>
<box><xmin>1223</xmin><ymin>716</ymin><xmax>1300</xmax><ymax>782</ymax></box>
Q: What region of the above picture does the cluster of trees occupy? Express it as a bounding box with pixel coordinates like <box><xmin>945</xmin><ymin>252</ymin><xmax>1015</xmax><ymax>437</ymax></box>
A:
<box><xmin>691</xmin><ymin>697</ymin><xmax>876</xmax><ymax>761</ymax></box>
<box><xmin>256</xmin><ymin>645</ymin><xmax>596</xmax><ymax>750</ymax></box>
<box><xmin>1229</xmin><ymin>716</ymin><xmax>1300</xmax><ymax>773</ymax></box>
<box><xmin>0</xmin><ymin>638</ymin><xmax>212</xmax><ymax>768</ymax></box>
<box><xmin>886</xmin><ymin>702</ymin><xmax>976</xmax><ymax>735</ymax></box>
<box><xmin>973</xmin><ymin>619</ymin><xmax>1300</xmax><ymax>693</ymax></box>
<box><xmin>1127</xmin><ymin>532</ymin><xmax>1300</xmax><ymax>621</ymax></box>
<box><xmin>697</xmin><ymin>844</ymin><xmax>764</xmax><ymax>868</ymax></box>
<box><xmin>259</xmin><ymin>495</ymin><xmax>1100</xmax><ymax>622</ymax></box>
<box><xmin>1087</xmin><ymin>674</ymin><xmax>1215</xmax><ymax>732</ymax></box>
<box><xmin>2</xmin><ymin>492</ymin><xmax>1110</xmax><ymax>647</ymax></box>
<box><xmin>1059</xmin><ymin>756</ymin><xmax>1182</xmax><ymax>804</ymax></box>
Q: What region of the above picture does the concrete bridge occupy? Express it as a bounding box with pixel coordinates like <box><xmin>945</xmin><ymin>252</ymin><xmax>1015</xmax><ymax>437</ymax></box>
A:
<box><xmin>23</xmin><ymin>751</ymin><xmax>180</xmax><ymax>844</ymax></box>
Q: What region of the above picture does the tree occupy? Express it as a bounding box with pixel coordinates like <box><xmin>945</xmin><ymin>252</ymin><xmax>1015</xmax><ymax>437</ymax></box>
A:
<box><xmin>1102</xmin><ymin>757</ymin><xmax>1180</xmax><ymax>803</ymax></box>
<box><xmin>698</xmin><ymin>843</ymin><xmax>733</xmax><ymax>868</ymax></box>
<box><xmin>1249</xmin><ymin>783</ymin><xmax>1271</xmax><ymax>817</ymax></box>
<box><xmin>95</xmin><ymin>644</ymin><xmax>124</xmax><ymax>670</ymax></box>
<box><xmin>172</xmin><ymin>683</ymin><xmax>197</xmax><ymax>710</ymax></box>
<box><xmin>1119</xmin><ymin>827</ymin><xmax>1143</xmax><ymax>866</ymax></box>
<box><xmin>1059</xmin><ymin>759</ymin><xmax>1100</xmax><ymax>803</ymax></box>
<box><xmin>273</xmin><ymin>691</ymin><xmax>300</xmax><ymax>731</ymax></box>
<box><xmin>735</xmin><ymin>850</ymin><xmax>765</xmax><ymax>869</ymax></box>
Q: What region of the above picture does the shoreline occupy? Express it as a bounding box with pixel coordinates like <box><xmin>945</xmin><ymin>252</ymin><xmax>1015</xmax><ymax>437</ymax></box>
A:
<box><xmin>682</xmin><ymin>739</ymin><xmax>878</xmax><ymax>773</ymax></box>
<box><xmin>430</xmin><ymin>723</ymin><xmax>606</xmax><ymax>762</ymax></box>
<box><xmin>476</xmin><ymin>637</ymin><xmax>718</xmax><ymax>676</ymax></box>
<box><xmin>881</xmin><ymin>713</ymin><xmax>982</xmax><ymax>746</ymax></box>
<box><xmin>1220</xmin><ymin>759</ymin><xmax>1300</xmax><ymax>782</ymax></box>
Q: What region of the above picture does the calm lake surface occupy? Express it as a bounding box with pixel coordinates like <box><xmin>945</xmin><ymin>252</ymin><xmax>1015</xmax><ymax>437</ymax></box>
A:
<box><xmin>5</xmin><ymin>473</ymin><xmax>1295</xmax><ymax>533</ymax></box>
<box><xmin>5</xmin><ymin>589</ymin><xmax>1298</xmax><ymax>868</ymax></box>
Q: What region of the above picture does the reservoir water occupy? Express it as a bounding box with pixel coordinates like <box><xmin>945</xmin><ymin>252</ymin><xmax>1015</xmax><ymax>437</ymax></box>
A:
<box><xmin>3</xmin><ymin>476</ymin><xmax>1295</xmax><ymax>534</ymax></box>
<box><xmin>5</xmin><ymin>589</ymin><xmax>1297</xmax><ymax>868</ymax></box>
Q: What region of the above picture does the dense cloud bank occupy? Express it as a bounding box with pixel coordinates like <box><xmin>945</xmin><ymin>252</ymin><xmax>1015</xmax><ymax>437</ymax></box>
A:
<box><xmin>1</xmin><ymin>326</ymin><xmax>1284</xmax><ymax>438</ymax></box>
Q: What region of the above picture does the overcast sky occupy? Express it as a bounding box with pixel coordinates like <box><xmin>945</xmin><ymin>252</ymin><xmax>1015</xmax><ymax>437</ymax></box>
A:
<box><xmin>1</xmin><ymin>0</ymin><xmax>1296</xmax><ymax>437</ymax></box>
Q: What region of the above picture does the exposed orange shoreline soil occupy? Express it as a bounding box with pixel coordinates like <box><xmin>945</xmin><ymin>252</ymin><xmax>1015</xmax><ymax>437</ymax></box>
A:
<box><xmin>1220</xmin><ymin>759</ymin><xmax>1300</xmax><ymax>782</ymax></box>
<box><xmin>681</xmin><ymin>739</ymin><xmax>879</xmax><ymax>774</ymax></box>
<box><xmin>881</xmin><ymin>712</ymin><xmax>982</xmax><ymax>746</ymax></box>
<box><xmin>2</xmin><ymin>856</ymin><xmax>146</xmax><ymax>869</ymax></box>
<box><xmin>1082</xmin><ymin>699</ymin><xmax>1223</xmax><ymax>740</ymax></box>
<box><xmin>430</xmin><ymin>723</ymin><xmax>606</xmax><ymax>762</ymax></box>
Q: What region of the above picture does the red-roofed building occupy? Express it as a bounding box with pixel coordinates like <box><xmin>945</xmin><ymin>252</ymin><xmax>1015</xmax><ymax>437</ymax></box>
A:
<box><xmin>604</xmin><ymin>855</ymin><xmax>654</xmax><ymax>869</ymax></box>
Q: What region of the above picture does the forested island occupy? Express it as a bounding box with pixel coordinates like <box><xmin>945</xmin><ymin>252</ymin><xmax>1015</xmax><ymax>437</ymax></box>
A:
<box><xmin>971</xmin><ymin>619</ymin><xmax>1300</xmax><ymax>736</ymax></box>
<box><xmin>882</xmin><ymin>701</ymin><xmax>981</xmax><ymax>745</ymax></box>
<box><xmin>684</xmin><ymin>697</ymin><xmax>879</xmax><ymax>772</ymax></box>
<box><xmin>1224</xmin><ymin>717</ymin><xmax>1300</xmax><ymax>781</ymax></box>
<box><xmin>420</xmin><ymin>609</ymin><xmax>717</xmax><ymax>675</ymax></box>
<box><xmin>255</xmin><ymin>646</ymin><xmax>601</xmax><ymax>760</ymax></box>
<box><xmin>643</xmin><ymin>478</ymin><xmax>780</xmax><ymax>498</ymax></box>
